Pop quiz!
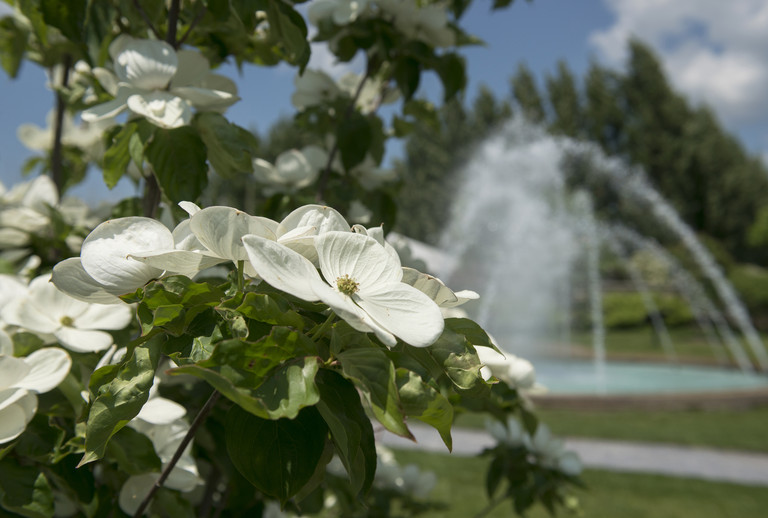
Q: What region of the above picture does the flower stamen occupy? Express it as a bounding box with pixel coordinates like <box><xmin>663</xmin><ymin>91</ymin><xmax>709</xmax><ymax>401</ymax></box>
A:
<box><xmin>336</xmin><ymin>274</ymin><xmax>359</xmax><ymax>296</ymax></box>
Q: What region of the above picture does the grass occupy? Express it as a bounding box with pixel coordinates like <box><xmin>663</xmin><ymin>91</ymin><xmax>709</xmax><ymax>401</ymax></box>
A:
<box><xmin>569</xmin><ymin>326</ymin><xmax>739</xmax><ymax>362</ymax></box>
<box><xmin>456</xmin><ymin>406</ymin><xmax>768</xmax><ymax>453</ymax></box>
<box><xmin>393</xmin><ymin>449</ymin><xmax>768</xmax><ymax>518</ymax></box>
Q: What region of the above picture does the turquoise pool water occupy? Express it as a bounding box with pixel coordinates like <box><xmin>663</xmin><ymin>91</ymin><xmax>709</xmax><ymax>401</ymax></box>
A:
<box><xmin>534</xmin><ymin>360</ymin><xmax>768</xmax><ymax>395</ymax></box>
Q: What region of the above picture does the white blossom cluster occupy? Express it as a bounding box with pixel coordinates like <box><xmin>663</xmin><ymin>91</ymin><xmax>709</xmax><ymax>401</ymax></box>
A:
<box><xmin>52</xmin><ymin>202</ymin><xmax>477</xmax><ymax>348</ymax></box>
<box><xmin>487</xmin><ymin>417</ymin><xmax>583</xmax><ymax>477</ymax></box>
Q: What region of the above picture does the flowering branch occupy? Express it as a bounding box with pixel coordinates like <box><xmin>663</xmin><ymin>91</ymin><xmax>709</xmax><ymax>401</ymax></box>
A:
<box><xmin>50</xmin><ymin>54</ymin><xmax>72</xmax><ymax>196</ymax></box>
<box><xmin>132</xmin><ymin>390</ymin><xmax>221</xmax><ymax>518</ymax></box>
<box><xmin>315</xmin><ymin>68</ymin><xmax>372</xmax><ymax>203</ymax></box>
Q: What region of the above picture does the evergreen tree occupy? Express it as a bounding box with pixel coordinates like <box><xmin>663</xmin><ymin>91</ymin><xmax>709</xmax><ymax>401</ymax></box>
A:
<box><xmin>546</xmin><ymin>61</ymin><xmax>583</xmax><ymax>138</ymax></box>
<box><xmin>510</xmin><ymin>63</ymin><xmax>546</xmax><ymax>123</ymax></box>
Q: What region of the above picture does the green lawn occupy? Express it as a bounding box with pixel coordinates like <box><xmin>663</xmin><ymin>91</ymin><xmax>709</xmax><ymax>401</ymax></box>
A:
<box><xmin>393</xmin><ymin>449</ymin><xmax>768</xmax><ymax>518</ymax></box>
<box><xmin>456</xmin><ymin>406</ymin><xmax>768</xmax><ymax>453</ymax></box>
<box><xmin>569</xmin><ymin>326</ymin><xmax>742</xmax><ymax>363</ymax></box>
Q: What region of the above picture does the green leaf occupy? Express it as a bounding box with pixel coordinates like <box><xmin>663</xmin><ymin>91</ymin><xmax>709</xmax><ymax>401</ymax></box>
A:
<box><xmin>80</xmin><ymin>342</ymin><xmax>161</xmax><ymax>466</ymax></box>
<box><xmin>396</xmin><ymin>368</ymin><xmax>453</xmax><ymax>451</ymax></box>
<box><xmin>403</xmin><ymin>99</ymin><xmax>440</xmax><ymax>132</ymax></box>
<box><xmin>224</xmin><ymin>291</ymin><xmax>305</xmax><ymax>330</ymax></box>
<box><xmin>106</xmin><ymin>427</ymin><xmax>162</xmax><ymax>475</ymax></box>
<box><xmin>145</xmin><ymin>126</ymin><xmax>208</xmax><ymax>204</ymax></box>
<box><xmin>172</xmin><ymin>331</ymin><xmax>320</xmax><ymax>419</ymax></box>
<box><xmin>335</xmin><ymin>341</ymin><xmax>411</xmax><ymax>439</ymax></box>
<box><xmin>436</xmin><ymin>52</ymin><xmax>466</xmax><ymax>101</ymax></box>
<box><xmin>0</xmin><ymin>17</ymin><xmax>27</xmax><ymax>78</ymax></box>
<box><xmin>225</xmin><ymin>404</ymin><xmax>327</xmax><ymax>503</ymax></box>
<box><xmin>263</xmin><ymin>0</ymin><xmax>311</xmax><ymax>70</ymax></box>
<box><xmin>315</xmin><ymin>369</ymin><xmax>376</xmax><ymax>497</ymax></box>
<box><xmin>393</xmin><ymin>57</ymin><xmax>421</xmax><ymax>101</ymax></box>
<box><xmin>0</xmin><ymin>458</ymin><xmax>54</xmax><ymax>518</ymax></box>
<box><xmin>405</xmin><ymin>327</ymin><xmax>484</xmax><ymax>390</ymax></box>
<box><xmin>142</xmin><ymin>276</ymin><xmax>225</xmax><ymax>310</ymax></box>
<box><xmin>102</xmin><ymin>123</ymin><xmax>136</xmax><ymax>189</ymax></box>
<box><xmin>336</xmin><ymin>112</ymin><xmax>372</xmax><ymax>171</ymax></box>
<box><xmin>40</xmin><ymin>0</ymin><xmax>86</xmax><ymax>43</ymax></box>
<box><xmin>445</xmin><ymin>318</ymin><xmax>500</xmax><ymax>352</ymax></box>
<box><xmin>193</xmin><ymin>112</ymin><xmax>258</xmax><ymax>178</ymax></box>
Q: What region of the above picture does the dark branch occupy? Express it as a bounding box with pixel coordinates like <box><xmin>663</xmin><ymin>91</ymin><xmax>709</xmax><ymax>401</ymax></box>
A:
<box><xmin>132</xmin><ymin>390</ymin><xmax>221</xmax><ymax>518</ymax></box>
<box><xmin>50</xmin><ymin>54</ymin><xmax>72</xmax><ymax>197</ymax></box>
<box><xmin>131</xmin><ymin>0</ymin><xmax>162</xmax><ymax>39</ymax></box>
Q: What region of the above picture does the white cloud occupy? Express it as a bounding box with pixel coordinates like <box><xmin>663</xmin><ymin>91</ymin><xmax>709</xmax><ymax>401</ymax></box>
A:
<box><xmin>591</xmin><ymin>0</ymin><xmax>768</xmax><ymax>126</ymax></box>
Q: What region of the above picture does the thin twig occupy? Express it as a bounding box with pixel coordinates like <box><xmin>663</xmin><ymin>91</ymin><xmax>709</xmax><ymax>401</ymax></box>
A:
<box><xmin>178</xmin><ymin>6</ymin><xmax>208</xmax><ymax>47</ymax></box>
<box><xmin>132</xmin><ymin>390</ymin><xmax>221</xmax><ymax>518</ymax></box>
<box><xmin>50</xmin><ymin>54</ymin><xmax>72</xmax><ymax>197</ymax></box>
<box><xmin>166</xmin><ymin>0</ymin><xmax>181</xmax><ymax>48</ymax></box>
<box><xmin>142</xmin><ymin>172</ymin><xmax>161</xmax><ymax>218</ymax></box>
<box><xmin>315</xmin><ymin>68</ymin><xmax>372</xmax><ymax>203</ymax></box>
<box><xmin>131</xmin><ymin>0</ymin><xmax>161</xmax><ymax>39</ymax></box>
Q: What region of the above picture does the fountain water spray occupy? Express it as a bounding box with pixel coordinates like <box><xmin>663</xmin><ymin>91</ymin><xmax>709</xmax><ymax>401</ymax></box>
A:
<box><xmin>441</xmin><ymin>117</ymin><xmax>766</xmax><ymax>372</ymax></box>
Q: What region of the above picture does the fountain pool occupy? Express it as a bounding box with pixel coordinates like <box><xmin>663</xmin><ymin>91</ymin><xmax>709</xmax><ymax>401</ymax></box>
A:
<box><xmin>406</xmin><ymin>117</ymin><xmax>768</xmax><ymax>403</ymax></box>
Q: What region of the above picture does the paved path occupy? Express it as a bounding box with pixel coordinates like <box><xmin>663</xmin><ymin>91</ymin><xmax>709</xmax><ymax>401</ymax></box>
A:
<box><xmin>380</xmin><ymin>425</ymin><xmax>768</xmax><ymax>487</ymax></box>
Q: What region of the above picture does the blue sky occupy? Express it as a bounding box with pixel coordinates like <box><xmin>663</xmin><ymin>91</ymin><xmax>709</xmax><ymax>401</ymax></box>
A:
<box><xmin>2</xmin><ymin>0</ymin><xmax>767</xmax><ymax>203</ymax></box>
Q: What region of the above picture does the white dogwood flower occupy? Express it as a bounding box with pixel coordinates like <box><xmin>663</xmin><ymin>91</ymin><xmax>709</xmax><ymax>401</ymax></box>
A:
<box><xmin>253</xmin><ymin>145</ymin><xmax>328</xmax><ymax>190</ymax></box>
<box><xmin>0</xmin><ymin>176</ymin><xmax>57</xmax><ymax>248</ymax></box>
<box><xmin>476</xmin><ymin>347</ymin><xmax>537</xmax><ymax>390</ymax></box>
<box><xmin>83</xmin><ymin>36</ymin><xmax>238</xmax><ymax>129</ymax></box>
<box><xmin>308</xmin><ymin>0</ymin><xmax>371</xmax><ymax>26</ymax></box>
<box><xmin>291</xmin><ymin>69</ymin><xmax>343</xmax><ymax>110</ymax></box>
<box><xmin>17</xmin><ymin>110</ymin><xmax>113</xmax><ymax>159</ymax></box>
<box><xmin>128</xmin><ymin>202</ymin><xmax>227</xmax><ymax>277</ymax></box>
<box><xmin>243</xmin><ymin>230</ymin><xmax>444</xmax><ymax>347</ymax></box>
<box><xmin>400</xmin><ymin>267</ymin><xmax>479</xmax><ymax>308</ymax></box>
<box><xmin>1</xmin><ymin>274</ymin><xmax>134</xmax><ymax>353</ymax></box>
<box><xmin>0</xmin><ymin>348</ymin><xmax>71</xmax><ymax>444</ymax></box>
<box><xmin>52</xmin><ymin>217</ymin><xmax>176</xmax><ymax>303</ymax></box>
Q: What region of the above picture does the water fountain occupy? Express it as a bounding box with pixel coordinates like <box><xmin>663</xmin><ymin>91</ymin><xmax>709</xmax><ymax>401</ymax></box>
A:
<box><xmin>436</xmin><ymin>117</ymin><xmax>768</xmax><ymax>402</ymax></box>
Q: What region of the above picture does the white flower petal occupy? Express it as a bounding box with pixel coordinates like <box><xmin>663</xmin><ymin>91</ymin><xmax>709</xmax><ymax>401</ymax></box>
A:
<box><xmin>114</xmin><ymin>38</ymin><xmax>177</xmax><ymax>90</ymax></box>
<box><xmin>127</xmin><ymin>92</ymin><xmax>192</xmax><ymax>129</ymax></box>
<box><xmin>119</xmin><ymin>473</ymin><xmax>158</xmax><ymax>516</ymax></box>
<box><xmin>54</xmin><ymin>327</ymin><xmax>115</xmax><ymax>353</ymax></box>
<box><xmin>93</xmin><ymin>66</ymin><xmax>119</xmax><ymax>96</ymax></box>
<box><xmin>130</xmin><ymin>250</ymin><xmax>226</xmax><ymax>278</ymax></box>
<box><xmin>73</xmin><ymin>303</ymin><xmax>134</xmax><ymax>331</ymax></box>
<box><xmin>1</xmin><ymin>298</ymin><xmax>61</xmax><ymax>334</ymax></box>
<box><xmin>242</xmin><ymin>235</ymin><xmax>323</xmax><ymax>301</ymax></box>
<box><xmin>0</xmin><ymin>329</ymin><xmax>12</xmax><ymax>356</ymax></box>
<box><xmin>0</xmin><ymin>389</ymin><xmax>37</xmax><ymax>444</ymax></box>
<box><xmin>311</xmin><ymin>281</ymin><xmax>386</xmax><ymax>340</ymax></box>
<box><xmin>51</xmin><ymin>258</ymin><xmax>124</xmax><ymax>304</ymax></box>
<box><xmin>172</xmin><ymin>86</ymin><xmax>238</xmax><ymax>110</ymax></box>
<box><xmin>178</xmin><ymin>201</ymin><xmax>201</xmax><ymax>216</ymax></box>
<box><xmin>190</xmin><ymin>207</ymin><xmax>278</xmax><ymax>261</ymax></box>
<box><xmin>356</xmin><ymin>283</ymin><xmax>444</xmax><ymax>347</ymax></box>
<box><xmin>17</xmin><ymin>123</ymin><xmax>52</xmax><ymax>151</ymax></box>
<box><xmin>136</xmin><ymin>397</ymin><xmax>186</xmax><ymax>425</ymax></box>
<box><xmin>0</xmin><ymin>356</ymin><xmax>31</xmax><ymax>390</ymax></box>
<box><xmin>17</xmin><ymin>348</ymin><xmax>71</xmax><ymax>393</ymax></box>
<box><xmin>0</xmin><ymin>207</ymin><xmax>50</xmax><ymax>233</ymax></box>
<box><xmin>28</xmin><ymin>274</ymin><xmax>90</xmax><ymax>321</ymax></box>
<box><xmin>80</xmin><ymin>217</ymin><xmax>173</xmax><ymax>294</ymax></box>
<box><xmin>81</xmin><ymin>85</ymin><xmax>134</xmax><ymax>122</ymax></box>
<box><xmin>316</xmin><ymin>231</ymin><xmax>402</xmax><ymax>289</ymax></box>
<box><xmin>169</xmin><ymin>49</ymin><xmax>210</xmax><ymax>88</ymax></box>
<box><xmin>277</xmin><ymin>205</ymin><xmax>350</xmax><ymax>262</ymax></box>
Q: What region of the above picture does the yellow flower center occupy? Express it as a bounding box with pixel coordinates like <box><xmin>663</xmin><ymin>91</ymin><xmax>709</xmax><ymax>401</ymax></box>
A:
<box><xmin>60</xmin><ymin>316</ymin><xmax>74</xmax><ymax>327</ymax></box>
<box><xmin>336</xmin><ymin>274</ymin><xmax>359</xmax><ymax>296</ymax></box>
